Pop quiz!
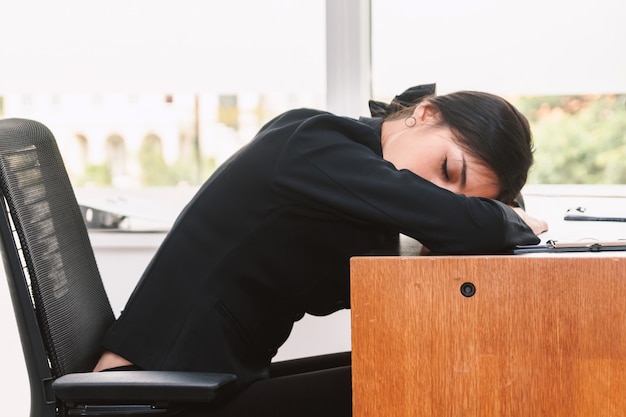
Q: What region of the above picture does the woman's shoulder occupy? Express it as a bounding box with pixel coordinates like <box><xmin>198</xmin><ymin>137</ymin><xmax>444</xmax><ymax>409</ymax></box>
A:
<box><xmin>253</xmin><ymin>108</ymin><xmax>326</xmax><ymax>136</ymax></box>
<box><xmin>267</xmin><ymin>109</ymin><xmax>382</xmax><ymax>157</ymax></box>
<box><xmin>256</xmin><ymin>108</ymin><xmax>368</xmax><ymax>140</ymax></box>
<box><xmin>268</xmin><ymin>108</ymin><xmax>377</xmax><ymax>135</ymax></box>
<box><xmin>254</xmin><ymin>108</ymin><xmax>380</xmax><ymax>156</ymax></box>
<box><xmin>282</xmin><ymin>108</ymin><xmax>331</xmax><ymax>118</ymax></box>
<box><xmin>265</xmin><ymin>108</ymin><xmax>333</xmax><ymax>126</ymax></box>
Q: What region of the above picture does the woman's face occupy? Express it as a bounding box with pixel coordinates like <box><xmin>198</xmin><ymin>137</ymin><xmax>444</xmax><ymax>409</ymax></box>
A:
<box><xmin>381</xmin><ymin>105</ymin><xmax>500</xmax><ymax>199</ymax></box>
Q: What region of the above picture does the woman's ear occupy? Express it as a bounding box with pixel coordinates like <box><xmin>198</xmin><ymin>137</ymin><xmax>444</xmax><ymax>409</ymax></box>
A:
<box><xmin>413</xmin><ymin>103</ymin><xmax>440</xmax><ymax>123</ymax></box>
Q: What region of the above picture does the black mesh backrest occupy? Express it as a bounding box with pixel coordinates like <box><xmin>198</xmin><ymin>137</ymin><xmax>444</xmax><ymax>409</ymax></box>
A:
<box><xmin>0</xmin><ymin>119</ymin><xmax>115</xmax><ymax>380</ymax></box>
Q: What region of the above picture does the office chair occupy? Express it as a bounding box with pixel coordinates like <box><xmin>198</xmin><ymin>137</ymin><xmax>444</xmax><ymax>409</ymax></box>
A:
<box><xmin>0</xmin><ymin>118</ymin><xmax>236</xmax><ymax>417</ymax></box>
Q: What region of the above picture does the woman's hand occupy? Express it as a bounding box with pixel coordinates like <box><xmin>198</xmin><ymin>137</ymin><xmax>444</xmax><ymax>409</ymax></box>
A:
<box><xmin>512</xmin><ymin>207</ymin><xmax>549</xmax><ymax>236</ymax></box>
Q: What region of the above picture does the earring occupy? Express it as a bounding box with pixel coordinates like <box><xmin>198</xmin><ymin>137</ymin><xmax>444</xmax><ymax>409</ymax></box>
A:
<box><xmin>405</xmin><ymin>116</ymin><xmax>417</xmax><ymax>127</ymax></box>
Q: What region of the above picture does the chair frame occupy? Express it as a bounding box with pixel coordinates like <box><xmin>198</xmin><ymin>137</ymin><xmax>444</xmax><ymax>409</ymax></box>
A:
<box><xmin>0</xmin><ymin>118</ymin><xmax>236</xmax><ymax>417</ymax></box>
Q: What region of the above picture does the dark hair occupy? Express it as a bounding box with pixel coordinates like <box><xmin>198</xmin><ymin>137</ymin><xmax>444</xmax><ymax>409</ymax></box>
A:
<box><xmin>378</xmin><ymin>88</ymin><xmax>533</xmax><ymax>205</ymax></box>
<box><xmin>429</xmin><ymin>91</ymin><xmax>533</xmax><ymax>205</ymax></box>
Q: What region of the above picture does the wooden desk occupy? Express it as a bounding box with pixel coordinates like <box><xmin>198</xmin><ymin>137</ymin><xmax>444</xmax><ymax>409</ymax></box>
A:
<box><xmin>350</xmin><ymin>253</ymin><xmax>626</xmax><ymax>417</ymax></box>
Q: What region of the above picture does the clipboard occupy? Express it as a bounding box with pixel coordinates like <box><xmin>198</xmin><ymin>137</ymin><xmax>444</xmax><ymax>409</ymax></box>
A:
<box><xmin>512</xmin><ymin>240</ymin><xmax>626</xmax><ymax>254</ymax></box>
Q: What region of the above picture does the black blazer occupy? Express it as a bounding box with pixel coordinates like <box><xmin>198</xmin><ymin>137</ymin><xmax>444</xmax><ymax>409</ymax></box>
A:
<box><xmin>102</xmin><ymin>109</ymin><xmax>538</xmax><ymax>389</ymax></box>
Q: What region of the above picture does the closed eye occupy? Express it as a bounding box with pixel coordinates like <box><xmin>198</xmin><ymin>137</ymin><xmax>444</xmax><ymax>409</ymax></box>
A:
<box><xmin>441</xmin><ymin>155</ymin><xmax>468</xmax><ymax>187</ymax></box>
<box><xmin>441</xmin><ymin>157</ymin><xmax>450</xmax><ymax>181</ymax></box>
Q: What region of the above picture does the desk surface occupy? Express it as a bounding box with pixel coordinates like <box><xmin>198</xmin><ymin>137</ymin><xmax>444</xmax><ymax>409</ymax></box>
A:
<box><xmin>395</xmin><ymin>185</ymin><xmax>626</xmax><ymax>256</ymax></box>
<box><xmin>351</xmin><ymin>254</ymin><xmax>626</xmax><ymax>417</ymax></box>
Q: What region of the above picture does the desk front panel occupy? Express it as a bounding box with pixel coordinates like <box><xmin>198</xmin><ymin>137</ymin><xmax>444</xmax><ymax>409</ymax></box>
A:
<box><xmin>351</xmin><ymin>255</ymin><xmax>626</xmax><ymax>417</ymax></box>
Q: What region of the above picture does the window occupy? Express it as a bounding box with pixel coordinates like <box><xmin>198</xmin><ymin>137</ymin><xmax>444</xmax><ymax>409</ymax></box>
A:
<box><xmin>371</xmin><ymin>0</ymin><xmax>625</xmax><ymax>184</ymax></box>
<box><xmin>0</xmin><ymin>0</ymin><xmax>326</xmax><ymax>186</ymax></box>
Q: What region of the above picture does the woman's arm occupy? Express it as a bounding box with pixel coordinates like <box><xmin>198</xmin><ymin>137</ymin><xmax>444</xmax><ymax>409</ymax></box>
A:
<box><xmin>275</xmin><ymin>113</ymin><xmax>540</xmax><ymax>254</ymax></box>
<box><xmin>512</xmin><ymin>207</ymin><xmax>548</xmax><ymax>236</ymax></box>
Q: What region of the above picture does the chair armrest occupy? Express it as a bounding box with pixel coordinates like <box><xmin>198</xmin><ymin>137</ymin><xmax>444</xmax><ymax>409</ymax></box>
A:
<box><xmin>52</xmin><ymin>370</ymin><xmax>237</xmax><ymax>404</ymax></box>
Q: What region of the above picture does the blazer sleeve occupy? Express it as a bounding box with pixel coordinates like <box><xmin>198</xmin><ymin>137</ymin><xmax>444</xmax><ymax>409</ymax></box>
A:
<box><xmin>274</xmin><ymin>112</ymin><xmax>539</xmax><ymax>254</ymax></box>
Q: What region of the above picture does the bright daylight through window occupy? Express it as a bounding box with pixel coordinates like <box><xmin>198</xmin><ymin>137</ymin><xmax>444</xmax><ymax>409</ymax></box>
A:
<box><xmin>0</xmin><ymin>2</ymin><xmax>624</xmax><ymax>416</ymax></box>
<box><xmin>372</xmin><ymin>0</ymin><xmax>625</xmax><ymax>185</ymax></box>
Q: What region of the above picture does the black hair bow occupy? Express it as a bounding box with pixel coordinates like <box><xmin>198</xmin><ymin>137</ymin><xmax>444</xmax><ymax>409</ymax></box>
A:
<box><xmin>368</xmin><ymin>83</ymin><xmax>437</xmax><ymax>117</ymax></box>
